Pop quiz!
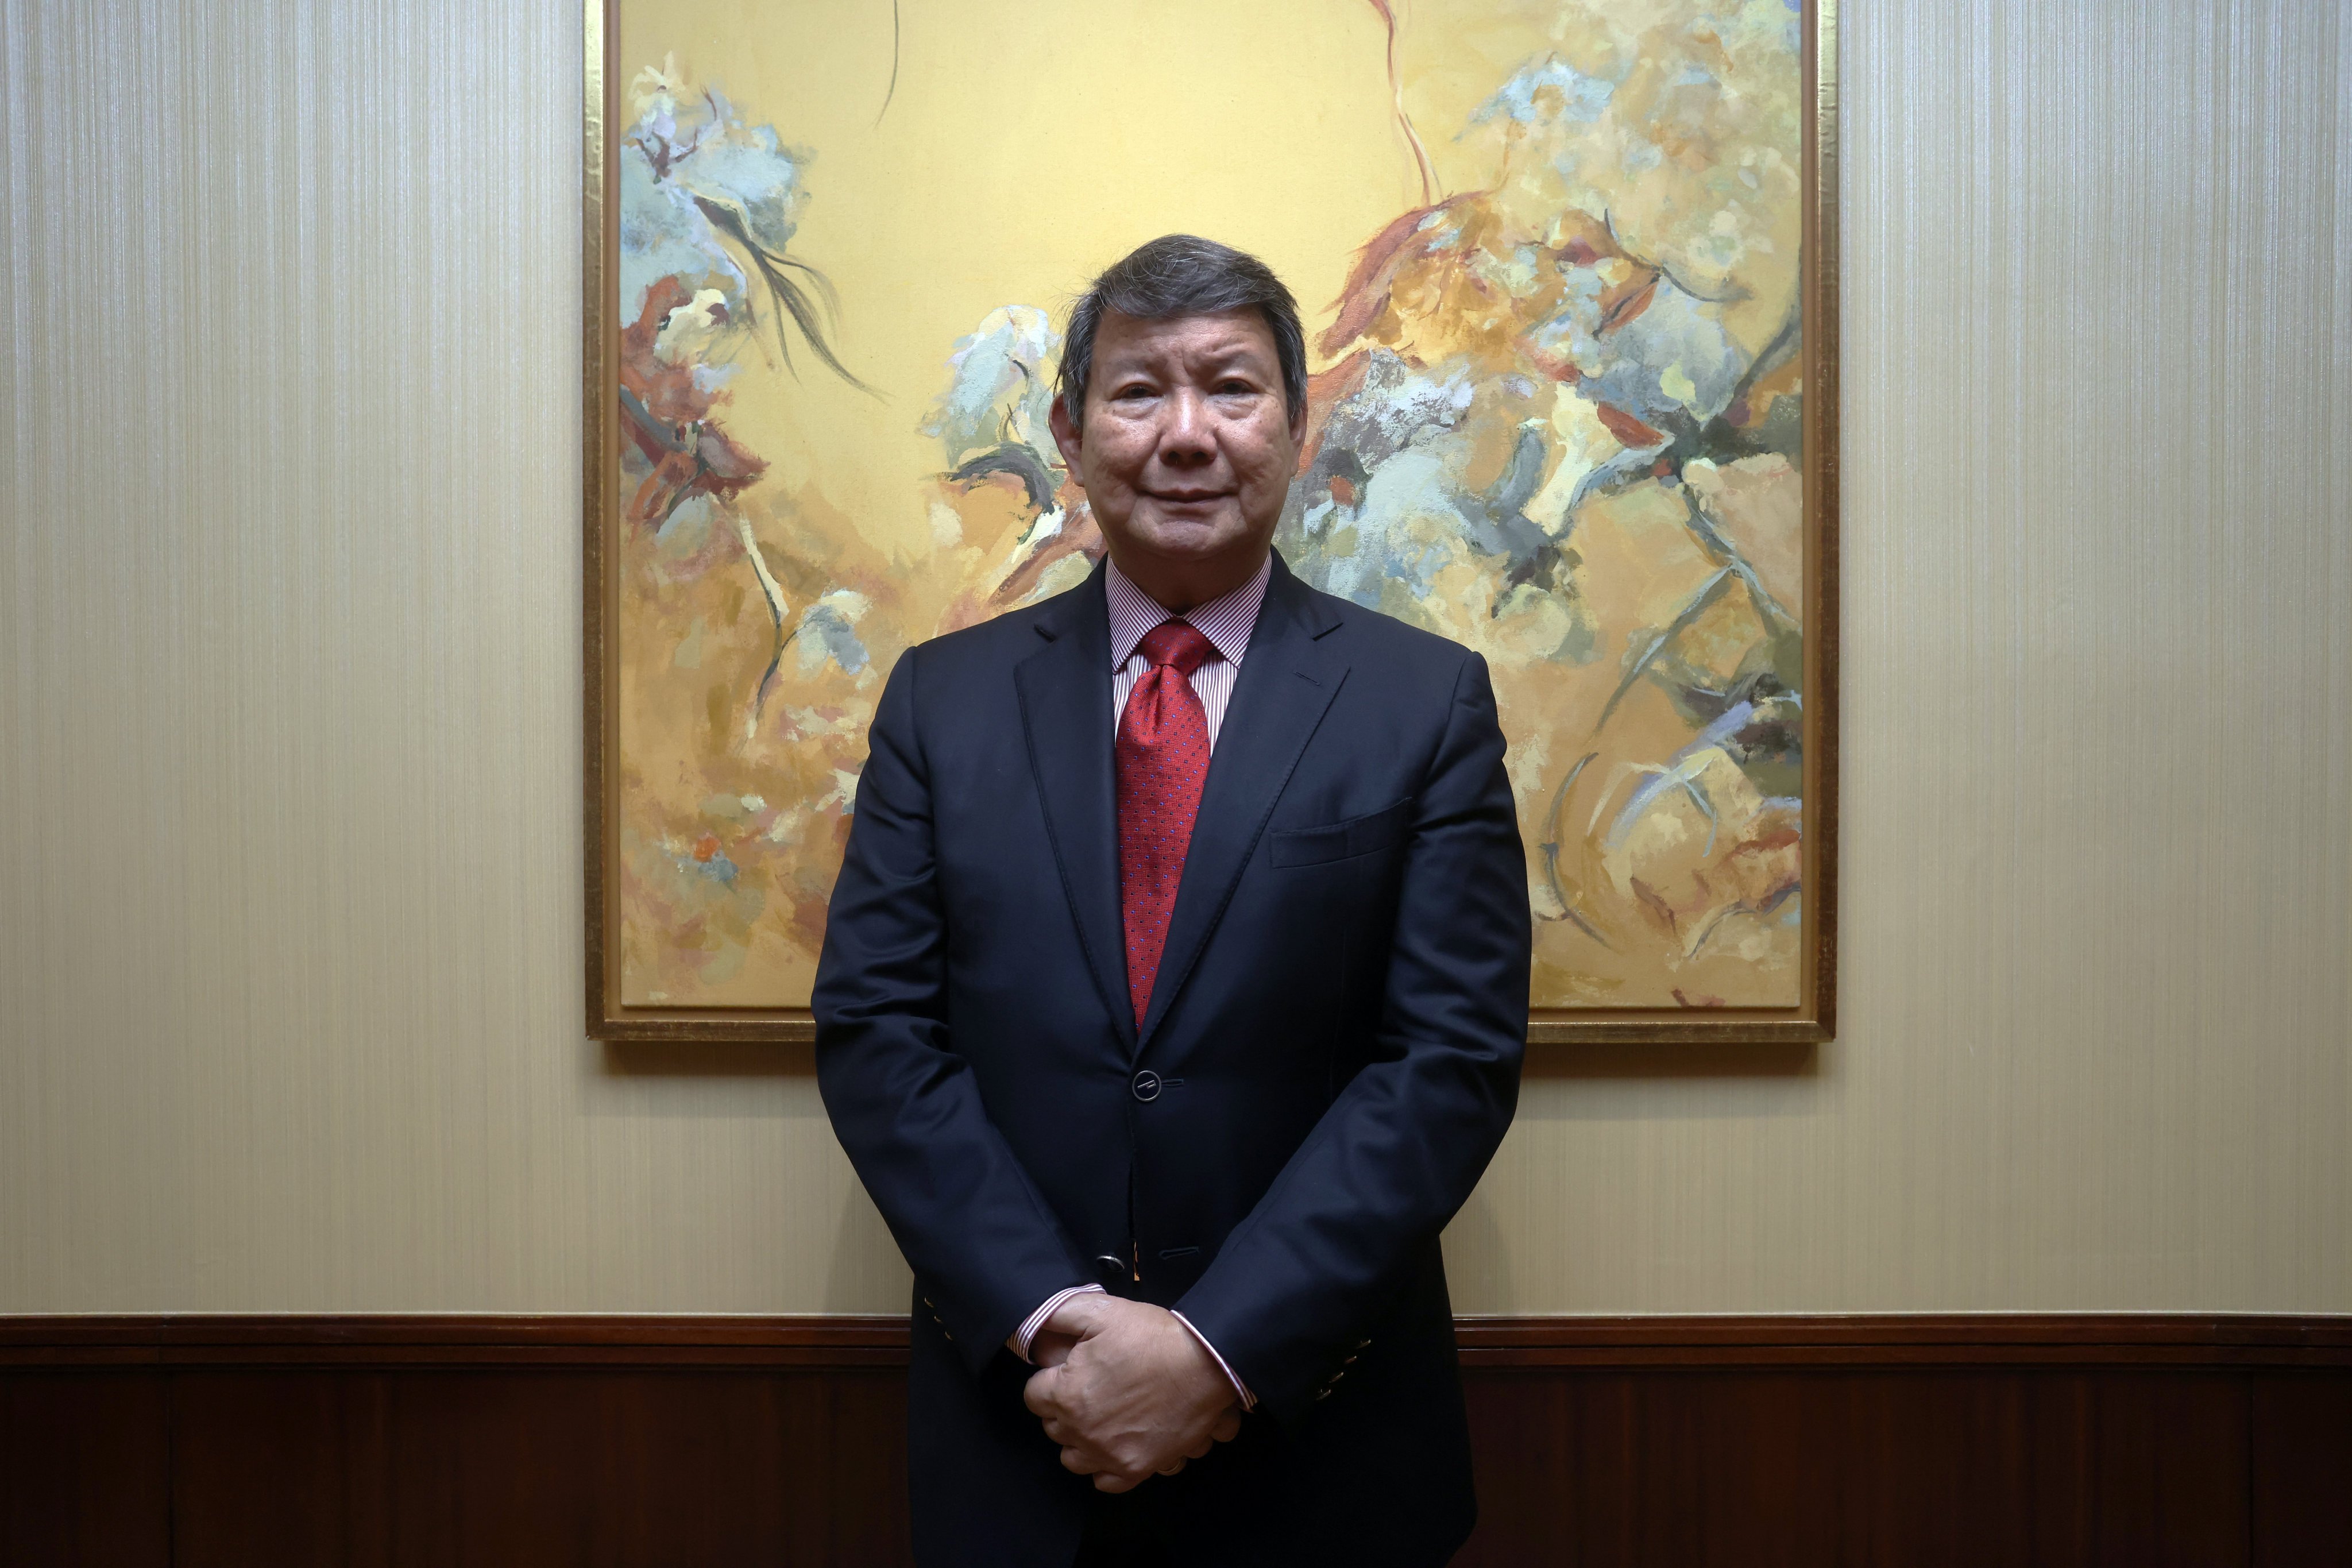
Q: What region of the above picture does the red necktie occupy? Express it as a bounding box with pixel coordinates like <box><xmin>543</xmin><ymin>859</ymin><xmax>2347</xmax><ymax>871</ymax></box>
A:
<box><xmin>1116</xmin><ymin>620</ymin><xmax>1217</xmax><ymax>1026</ymax></box>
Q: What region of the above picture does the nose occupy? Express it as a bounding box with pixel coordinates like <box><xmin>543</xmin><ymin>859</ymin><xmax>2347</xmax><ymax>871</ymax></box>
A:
<box><xmin>1157</xmin><ymin>387</ymin><xmax>1214</xmax><ymax>469</ymax></box>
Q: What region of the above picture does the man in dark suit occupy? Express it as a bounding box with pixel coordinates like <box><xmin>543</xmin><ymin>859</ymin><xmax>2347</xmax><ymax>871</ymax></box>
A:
<box><xmin>814</xmin><ymin>234</ymin><xmax>1530</xmax><ymax>1567</ymax></box>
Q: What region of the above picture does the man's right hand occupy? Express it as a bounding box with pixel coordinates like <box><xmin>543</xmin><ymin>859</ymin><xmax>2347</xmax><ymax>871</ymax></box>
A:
<box><xmin>1021</xmin><ymin>1294</ymin><xmax>1243</xmax><ymax>1491</ymax></box>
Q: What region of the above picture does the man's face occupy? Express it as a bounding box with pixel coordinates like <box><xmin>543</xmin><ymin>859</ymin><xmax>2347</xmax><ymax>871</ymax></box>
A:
<box><xmin>1051</xmin><ymin>308</ymin><xmax>1304</xmax><ymax>603</ymax></box>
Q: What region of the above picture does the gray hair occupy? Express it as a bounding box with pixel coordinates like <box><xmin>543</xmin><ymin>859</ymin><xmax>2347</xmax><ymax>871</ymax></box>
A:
<box><xmin>1056</xmin><ymin>234</ymin><xmax>1307</xmax><ymax>431</ymax></box>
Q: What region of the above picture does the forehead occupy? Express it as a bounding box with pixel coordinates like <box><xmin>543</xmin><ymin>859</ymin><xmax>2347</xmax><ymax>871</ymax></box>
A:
<box><xmin>1090</xmin><ymin>307</ymin><xmax>1279</xmax><ymax>370</ymax></box>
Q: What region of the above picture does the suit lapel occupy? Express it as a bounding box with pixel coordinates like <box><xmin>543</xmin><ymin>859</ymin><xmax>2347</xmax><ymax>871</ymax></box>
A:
<box><xmin>1014</xmin><ymin>562</ymin><xmax>1135</xmax><ymax>1050</ymax></box>
<box><xmin>1138</xmin><ymin>553</ymin><xmax>1348</xmax><ymax>1049</ymax></box>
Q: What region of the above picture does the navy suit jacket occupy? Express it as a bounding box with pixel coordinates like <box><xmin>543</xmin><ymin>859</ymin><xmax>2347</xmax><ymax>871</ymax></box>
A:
<box><xmin>814</xmin><ymin>551</ymin><xmax>1529</xmax><ymax>1567</ymax></box>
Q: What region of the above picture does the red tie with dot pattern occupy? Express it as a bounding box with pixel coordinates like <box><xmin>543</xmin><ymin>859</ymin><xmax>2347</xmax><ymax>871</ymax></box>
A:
<box><xmin>1116</xmin><ymin>620</ymin><xmax>1217</xmax><ymax>1026</ymax></box>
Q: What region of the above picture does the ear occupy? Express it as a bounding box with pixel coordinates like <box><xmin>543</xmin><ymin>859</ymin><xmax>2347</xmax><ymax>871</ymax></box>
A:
<box><xmin>1049</xmin><ymin>397</ymin><xmax>1084</xmax><ymax>472</ymax></box>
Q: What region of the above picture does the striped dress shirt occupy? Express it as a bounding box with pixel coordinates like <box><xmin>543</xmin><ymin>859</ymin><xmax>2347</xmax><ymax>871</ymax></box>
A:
<box><xmin>1007</xmin><ymin>552</ymin><xmax>1275</xmax><ymax>1411</ymax></box>
<box><xmin>1105</xmin><ymin>553</ymin><xmax>1270</xmax><ymax>745</ymax></box>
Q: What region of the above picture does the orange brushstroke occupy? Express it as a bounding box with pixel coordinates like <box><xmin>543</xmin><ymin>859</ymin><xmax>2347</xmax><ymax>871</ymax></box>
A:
<box><xmin>1595</xmin><ymin>403</ymin><xmax>1669</xmax><ymax>449</ymax></box>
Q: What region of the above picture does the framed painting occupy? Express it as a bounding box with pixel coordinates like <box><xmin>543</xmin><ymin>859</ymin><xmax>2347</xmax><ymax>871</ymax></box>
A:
<box><xmin>585</xmin><ymin>0</ymin><xmax>1838</xmax><ymax>1042</ymax></box>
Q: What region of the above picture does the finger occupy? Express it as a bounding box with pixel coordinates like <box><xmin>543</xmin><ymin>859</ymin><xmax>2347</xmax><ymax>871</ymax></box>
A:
<box><xmin>1060</xmin><ymin>1446</ymin><xmax>1099</xmax><ymax>1477</ymax></box>
<box><xmin>1211</xmin><ymin>1411</ymin><xmax>1242</xmax><ymax>1443</ymax></box>
<box><xmin>1183</xmin><ymin>1436</ymin><xmax>1212</xmax><ymax>1460</ymax></box>
<box><xmin>1156</xmin><ymin>1458</ymin><xmax>1186</xmax><ymax>1476</ymax></box>
<box><xmin>1094</xmin><ymin>1471</ymin><xmax>1138</xmax><ymax>1494</ymax></box>
<box><xmin>1023</xmin><ymin>1368</ymin><xmax>1060</xmax><ymax>1419</ymax></box>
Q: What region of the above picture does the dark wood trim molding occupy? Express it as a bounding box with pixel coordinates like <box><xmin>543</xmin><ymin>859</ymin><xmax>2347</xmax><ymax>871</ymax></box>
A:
<box><xmin>5</xmin><ymin>1311</ymin><xmax>2346</xmax><ymax>1367</ymax></box>
<box><xmin>0</xmin><ymin>1312</ymin><xmax>910</xmax><ymax>1369</ymax></box>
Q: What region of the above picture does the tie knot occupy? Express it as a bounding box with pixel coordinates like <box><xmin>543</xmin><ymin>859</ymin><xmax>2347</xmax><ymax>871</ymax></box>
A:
<box><xmin>1137</xmin><ymin>619</ymin><xmax>1215</xmax><ymax>678</ymax></box>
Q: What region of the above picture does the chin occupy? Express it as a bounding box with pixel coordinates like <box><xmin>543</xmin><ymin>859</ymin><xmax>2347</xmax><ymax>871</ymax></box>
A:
<box><xmin>1133</xmin><ymin>517</ymin><xmax>1243</xmax><ymax>557</ymax></box>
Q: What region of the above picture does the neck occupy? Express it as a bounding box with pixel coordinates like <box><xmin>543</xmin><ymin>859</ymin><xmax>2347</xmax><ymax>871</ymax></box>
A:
<box><xmin>1107</xmin><ymin>543</ymin><xmax>1269</xmax><ymax>616</ymax></box>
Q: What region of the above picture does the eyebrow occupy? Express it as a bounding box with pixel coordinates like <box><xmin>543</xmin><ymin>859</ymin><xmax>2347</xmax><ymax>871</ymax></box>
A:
<box><xmin>1100</xmin><ymin>353</ymin><xmax>1273</xmax><ymax>382</ymax></box>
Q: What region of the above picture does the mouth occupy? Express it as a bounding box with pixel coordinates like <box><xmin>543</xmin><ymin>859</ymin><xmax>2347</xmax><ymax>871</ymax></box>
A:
<box><xmin>1144</xmin><ymin>488</ymin><xmax>1232</xmax><ymax>504</ymax></box>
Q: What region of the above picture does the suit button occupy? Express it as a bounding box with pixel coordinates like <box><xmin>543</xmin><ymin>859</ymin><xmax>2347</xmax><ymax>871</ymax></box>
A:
<box><xmin>1131</xmin><ymin>1069</ymin><xmax>1162</xmax><ymax>1102</ymax></box>
<box><xmin>1094</xmin><ymin>1254</ymin><xmax>1127</xmax><ymax>1283</ymax></box>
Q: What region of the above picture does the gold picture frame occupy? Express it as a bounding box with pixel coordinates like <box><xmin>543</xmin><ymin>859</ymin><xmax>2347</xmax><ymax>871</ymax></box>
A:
<box><xmin>584</xmin><ymin>0</ymin><xmax>1839</xmax><ymax>1044</ymax></box>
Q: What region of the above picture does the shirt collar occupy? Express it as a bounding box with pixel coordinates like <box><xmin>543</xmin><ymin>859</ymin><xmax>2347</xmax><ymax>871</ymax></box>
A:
<box><xmin>1104</xmin><ymin>553</ymin><xmax>1272</xmax><ymax>670</ymax></box>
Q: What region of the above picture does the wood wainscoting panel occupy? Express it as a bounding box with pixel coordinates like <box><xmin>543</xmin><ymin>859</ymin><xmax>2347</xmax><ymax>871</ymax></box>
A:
<box><xmin>2250</xmin><ymin>1372</ymin><xmax>2352</xmax><ymax>1568</ymax></box>
<box><xmin>169</xmin><ymin>1372</ymin><xmax>396</xmax><ymax>1568</ymax></box>
<box><xmin>165</xmin><ymin>1368</ymin><xmax>910</xmax><ymax>1568</ymax></box>
<box><xmin>2</xmin><ymin>1315</ymin><xmax>2347</xmax><ymax>1566</ymax></box>
<box><xmin>0</xmin><ymin>1371</ymin><xmax>171</xmax><ymax>1568</ymax></box>
<box><xmin>1453</xmin><ymin>1368</ymin><xmax>2251</xmax><ymax>1568</ymax></box>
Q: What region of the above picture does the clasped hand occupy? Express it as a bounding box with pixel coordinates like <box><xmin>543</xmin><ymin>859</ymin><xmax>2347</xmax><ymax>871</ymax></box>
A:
<box><xmin>1022</xmin><ymin>1295</ymin><xmax>1243</xmax><ymax>1492</ymax></box>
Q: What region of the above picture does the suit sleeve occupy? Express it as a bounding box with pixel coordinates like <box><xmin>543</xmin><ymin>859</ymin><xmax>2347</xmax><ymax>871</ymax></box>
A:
<box><xmin>1173</xmin><ymin>650</ymin><xmax>1529</xmax><ymax>1422</ymax></box>
<box><xmin>813</xmin><ymin>647</ymin><xmax>1092</xmax><ymax>1373</ymax></box>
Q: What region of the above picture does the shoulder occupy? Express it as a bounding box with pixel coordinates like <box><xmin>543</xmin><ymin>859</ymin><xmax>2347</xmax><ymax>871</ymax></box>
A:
<box><xmin>1276</xmin><ymin>574</ymin><xmax>1501</xmax><ymax>755</ymax></box>
<box><xmin>905</xmin><ymin>598</ymin><xmax>1060</xmax><ymax>669</ymax></box>
<box><xmin>894</xmin><ymin>573</ymin><xmax>1091</xmax><ymax>681</ymax></box>
<box><xmin>1291</xmin><ymin>577</ymin><xmax>1483</xmax><ymax>684</ymax></box>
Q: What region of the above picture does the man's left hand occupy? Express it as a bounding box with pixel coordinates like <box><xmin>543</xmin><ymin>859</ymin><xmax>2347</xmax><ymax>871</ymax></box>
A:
<box><xmin>1022</xmin><ymin>1294</ymin><xmax>1242</xmax><ymax>1491</ymax></box>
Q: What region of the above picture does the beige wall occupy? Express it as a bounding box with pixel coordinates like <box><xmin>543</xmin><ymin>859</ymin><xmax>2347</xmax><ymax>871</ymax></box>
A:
<box><xmin>2</xmin><ymin>0</ymin><xmax>2345</xmax><ymax>1317</ymax></box>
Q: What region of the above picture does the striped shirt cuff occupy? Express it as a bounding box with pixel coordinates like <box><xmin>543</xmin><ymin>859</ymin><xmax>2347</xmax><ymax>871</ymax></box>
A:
<box><xmin>1008</xmin><ymin>1284</ymin><xmax>1103</xmax><ymax>1361</ymax></box>
<box><xmin>1171</xmin><ymin>1311</ymin><xmax>1257</xmax><ymax>1412</ymax></box>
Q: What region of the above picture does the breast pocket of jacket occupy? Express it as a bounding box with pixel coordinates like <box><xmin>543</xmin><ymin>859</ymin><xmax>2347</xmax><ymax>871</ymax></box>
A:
<box><xmin>1268</xmin><ymin>797</ymin><xmax>1416</xmax><ymax>869</ymax></box>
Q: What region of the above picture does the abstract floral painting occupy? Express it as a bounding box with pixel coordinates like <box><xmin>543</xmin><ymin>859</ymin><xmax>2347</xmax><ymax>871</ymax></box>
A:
<box><xmin>590</xmin><ymin>0</ymin><xmax>1833</xmax><ymax>1037</ymax></box>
